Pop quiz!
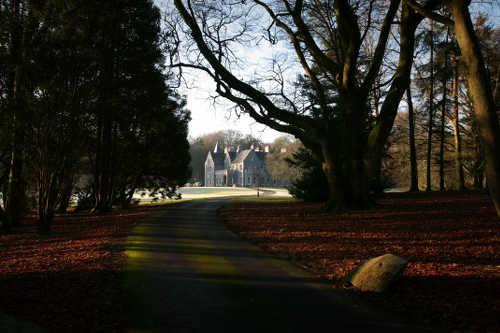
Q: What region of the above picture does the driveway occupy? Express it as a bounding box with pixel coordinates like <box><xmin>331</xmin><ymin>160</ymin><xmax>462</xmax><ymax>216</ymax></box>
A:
<box><xmin>123</xmin><ymin>199</ymin><xmax>433</xmax><ymax>332</ymax></box>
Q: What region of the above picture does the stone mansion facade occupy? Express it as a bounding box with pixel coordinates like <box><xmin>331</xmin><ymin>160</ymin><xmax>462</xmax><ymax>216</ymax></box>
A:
<box><xmin>204</xmin><ymin>143</ymin><xmax>278</xmax><ymax>187</ymax></box>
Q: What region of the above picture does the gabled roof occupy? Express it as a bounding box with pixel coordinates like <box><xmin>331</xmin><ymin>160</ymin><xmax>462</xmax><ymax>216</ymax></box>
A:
<box><xmin>254</xmin><ymin>151</ymin><xmax>267</xmax><ymax>162</ymax></box>
<box><xmin>205</xmin><ymin>151</ymin><xmax>214</xmax><ymax>165</ymax></box>
<box><xmin>232</xmin><ymin>149</ymin><xmax>251</xmax><ymax>164</ymax></box>
<box><xmin>207</xmin><ymin>145</ymin><xmax>269</xmax><ymax>171</ymax></box>
<box><xmin>227</xmin><ymin>151</ymin><xmax>237</xmax><ymax>162</ymax></box>
<box><xmin>210</xmin><ymin>151</ymin><xmax>226</xmax><ymax>170</ymax></box>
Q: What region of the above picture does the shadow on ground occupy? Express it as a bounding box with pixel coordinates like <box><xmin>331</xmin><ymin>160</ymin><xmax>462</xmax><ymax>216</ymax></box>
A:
<box><xmin>122</xmin><ymin>199</ymin><xmax>438</xmax><ymax>333</ymax></box>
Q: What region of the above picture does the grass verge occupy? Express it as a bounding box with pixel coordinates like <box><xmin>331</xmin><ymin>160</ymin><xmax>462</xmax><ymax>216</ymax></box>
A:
<box><xmin>226</xmin><ymin>196</ymin><xmax>299</xmax><ymax>205</ymax></box>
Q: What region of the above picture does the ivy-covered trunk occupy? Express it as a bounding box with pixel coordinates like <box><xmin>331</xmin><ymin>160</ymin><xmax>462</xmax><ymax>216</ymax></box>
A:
<box><xmin>365</xmin><ymin>1</ymin><xmax>422</xmax><ymax>194</ymax></box>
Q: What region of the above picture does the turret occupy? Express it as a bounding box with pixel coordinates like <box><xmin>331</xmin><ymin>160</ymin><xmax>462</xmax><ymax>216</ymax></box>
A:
<box><xmin>214</xmin><ymin>141</ymin><xmax>222</xmax><ymax>153</ymax></box>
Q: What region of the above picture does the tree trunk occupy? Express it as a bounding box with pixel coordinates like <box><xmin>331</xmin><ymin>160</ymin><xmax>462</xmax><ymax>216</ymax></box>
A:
<box><xmin>38</xmin><ymin>201</ymin><xmax>54</xmax><ymax>235</ymax></box>
<box><xmin>94</xmin><ymin>113</ymin><xmax>114</xmax><ymax>212</ymax></box>
<box><xmin>92</xmin><ymin>38</ymin><xmax>116</xmax><ymax>213</ymax></box>
<box><xmin>439</xmin><ymin>39</ymin><xmax>448</xmax><ymax>191</ymax></box>
<box><xmin>320</xmin><ymin>138</ymin><xmax>369</xmax><ymax>211</ymax></box>
<box><xmin>37</xmin><ymin>172</ymin><xmax>58</xmax><ymax>234</ymax></box>
<box><xmin>452</xmin><ymin>62</ymin><xmax>465</xmax><ymax>190</ymax></box>
<box><xmin>494</xmin><ymin>64</ymin><xmax>499</xmax><ymax>108</ymax></box>
<box><xmin>472</xmin><ymin>120</ymin><xmax>485</xmax><ymax>189</ymax></box>
<box><xmin>449</xmin><ymin>0</ymin><xmax>500</xmax><ymax>216</ymax></box>
<box><xmin>407</xmin><ymin>87</ymin><xmax>419</xmax><ymax>191</ymax></box>
<box><xmin>57</xmin><ymin>179</ymin><xmax>73</xmax><ymax>213</ymax></box>
<box><xmin>426</xmin><ymin>19</ymin><xmax>435</xmax><ymax>192</ymax></box>
<box><xmin>38</xmin><ymin>203</ymin><xmax>53</xmax><ymax>235</ymax></box>
<box><xmin>4</xmin><ymin>0</ymin><xmax>26</xmax><ymax>231</ymax></box>
<box><xmin>5</xmin><ymin>143</ymin><xmax>25</xmax><ymax>230</ymax></box>
<box><xmin>0</xmin><ymin>206</ymin><xmax>6</xmax><ymax>229</ymax></box>
<box><xmin>119</xmin><ymin>186</ymin><xmax>136</xmax><ymax>209</ymax></box>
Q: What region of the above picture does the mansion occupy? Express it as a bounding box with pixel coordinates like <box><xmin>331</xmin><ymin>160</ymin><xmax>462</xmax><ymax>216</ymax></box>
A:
<box><xmin>204</xmin><ymin>143</ymin><xmax>280</xmax><ymax>187</ymax></box>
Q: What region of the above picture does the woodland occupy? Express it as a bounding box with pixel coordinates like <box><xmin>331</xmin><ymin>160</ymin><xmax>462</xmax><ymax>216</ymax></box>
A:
<box><xmin>0</xmin><ymin>1</ymin><xmax>499</xmax><ymax>332</ymax></box>
<box><xmin>0</xmin><ymin>0</ymin><xmax>191</xmax><ymax>234</ymax></box>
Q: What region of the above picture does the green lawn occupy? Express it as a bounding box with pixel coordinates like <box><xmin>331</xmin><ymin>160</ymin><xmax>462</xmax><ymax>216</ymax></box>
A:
<box><xmin>226</xmin><ymin>196</ymin><xmax>299</xmax><ymax>205</ymax></box>
<box><xmin>134</xmin><ymin>186</ymin><xmax>292</xmax><ymax>203</ymax></box>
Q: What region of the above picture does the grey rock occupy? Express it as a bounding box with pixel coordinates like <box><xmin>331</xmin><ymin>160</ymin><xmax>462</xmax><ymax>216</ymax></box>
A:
<box><xmin>345</xmin><ymin>254</ymin><xmax>408</xmax><ymax>292</ymax></box>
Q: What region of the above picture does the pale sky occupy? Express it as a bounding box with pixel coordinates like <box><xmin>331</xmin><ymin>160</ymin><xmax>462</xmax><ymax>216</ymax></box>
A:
<box><xmin>181</xmin><ymin>73</ymin><xmax>286</xmax><ymax>143</ymax></box>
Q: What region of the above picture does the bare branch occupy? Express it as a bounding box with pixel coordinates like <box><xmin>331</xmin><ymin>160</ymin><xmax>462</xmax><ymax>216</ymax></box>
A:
<box><xmin>360</xmin><ymin>0</ymin><xmax>377</xmax><ymax>43</ymax></box>
<box><xmin>407</xmin><ymin>0</ymin><xmax>455</xmax><ymax>27</ymax></box>
<box><xmin>361</xmin><ymin>0</ymin><xmax>401</xmax><ymax>98</ymax></box>
<box><xmin>173</xmin><ymin>0</ymin><xmax>317</xmax><ymax>133</ymax></box>
<box><xmin>253</xmin><ymin>0</ymin><xmax>330</xmax><ymax>113</ymax></box>
<box><xmin>333</xmin><ymin>0</ymin><xmax>362</xmax><ymax>91</ymax></box>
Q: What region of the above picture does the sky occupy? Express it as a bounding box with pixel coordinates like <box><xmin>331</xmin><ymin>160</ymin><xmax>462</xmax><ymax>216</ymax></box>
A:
<box><xmin>180</xmin><ymin>73</ymin><xmax>285</xmax><ymax>143</ymax></box>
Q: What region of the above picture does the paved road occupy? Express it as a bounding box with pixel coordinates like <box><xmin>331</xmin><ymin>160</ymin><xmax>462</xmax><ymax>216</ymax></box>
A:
<box><xmin>123</xmin><ymin>199</ymin><xmax>431</xmax><ymax>333</ymax></box>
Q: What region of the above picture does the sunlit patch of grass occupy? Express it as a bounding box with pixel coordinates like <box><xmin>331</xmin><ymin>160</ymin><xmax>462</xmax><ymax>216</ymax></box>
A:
<box><xmin>181</xmin><ymin>191</ymin><xmax>257</xmax><ymax>199</ymax></box>
<box><xmin>137</xmin><ymin>198</ymin><xmax>194</xmax><ymax>206</ymax></box>
<box><xmin>124</xmin><ymin>249</ymin><xmax>148</xmax><ymax>259</ymax></box>
<box><xmin>227</xmin><ymin>196</ymin><xmax>299</xmax><ymax>205</ymax></box>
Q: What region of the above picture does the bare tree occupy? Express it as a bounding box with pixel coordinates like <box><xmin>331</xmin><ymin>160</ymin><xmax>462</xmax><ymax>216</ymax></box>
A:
<box><xmin>170</xmin><ymin>0</ymin><xmax>434</xmax><ymax>210</ymax></box>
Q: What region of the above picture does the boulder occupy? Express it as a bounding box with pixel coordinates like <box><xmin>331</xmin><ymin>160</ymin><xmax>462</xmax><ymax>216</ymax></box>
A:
<box><xmin>345</xmin><ymin>254</ymin><xmax>408</xmax><ymax>292</ymax></box>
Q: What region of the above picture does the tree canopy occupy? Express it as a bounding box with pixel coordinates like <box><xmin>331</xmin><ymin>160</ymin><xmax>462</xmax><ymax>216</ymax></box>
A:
<box><xmin>170</xmin><ymin>0</ymin><xmax>500</xmax><ymax>216</ymax></box>
<box><xmin>0</xmin><ymin>0</ymin><xmax>191</xmax><ymax>233</ymax></box>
